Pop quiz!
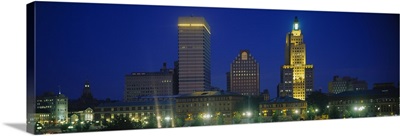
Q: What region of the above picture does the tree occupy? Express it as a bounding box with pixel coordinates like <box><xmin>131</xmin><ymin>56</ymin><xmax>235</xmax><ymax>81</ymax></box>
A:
<box><xmin>76</xmin><ymin>121</ymin><xmax>91</xmax><ymax>132</ymax></box>
<box><xmin>272</xmin><ymin>113</ymin><xmax>279</xmax><ymax>122</ymax></box>
<box><xmin>191</xmin><ymin>115</ymin><xmax>203</xmax><ymax>126</ymax></box>
<box><xmin>143</xmin><ymin>114</ymin><xmax>158</xmax><ymax>128</ymax></box>
<box><xmin>174</xmin><ymin>116</ymin><xmax>185</xmax><ymax>127</ymax></box>
<box><xmin>253</xmin><ymin>115</ymin><xmax>263</xmax><ymax>123</ymax></box>
<box><xmin>132</xmin><ymin>120</ymin><xmax>143</xmax><ymax>129</ymax></box>
<box><xmin>216</xmin><ymin>114</ymin><xmax>224</xmax><ymax>125</ymax></box>
<box><xmin>306</xmin><ymin>92</ymin><xmax>329</xmax><ymax>116</ymax></box>
<box><xmin>233</xmin><ymin>112</ymin><xmax>242</xmax><ymax>124</ymax></box>
<box><xmin>306</xmin><ymin>106</ymin><xmax>316</xmax><ymax>120</ymax></box>
<box><xmin>292</xmin><ymin>114</ymin><xmax>300</xmax><ymax>121</ymax></box>
<box><xmin>104</xmin><ymin>115</ymin><xmax>133</xmax><ymax>130</ymax></box>
<box><xmin>329</xmin><ymin>106</ymin><xmax>340</xmax><ymax>119</ymax></box>
<box><xmin>34</xmin><ymin>122</ymin><xmax>45</xmax><ymax>134</ymax></box>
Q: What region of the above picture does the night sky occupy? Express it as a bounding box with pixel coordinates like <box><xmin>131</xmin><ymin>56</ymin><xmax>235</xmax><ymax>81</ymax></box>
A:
<box><xmin>35</xmin><ymin>2</ymin><xmax>399</xmax><ymax>100</ymax></box>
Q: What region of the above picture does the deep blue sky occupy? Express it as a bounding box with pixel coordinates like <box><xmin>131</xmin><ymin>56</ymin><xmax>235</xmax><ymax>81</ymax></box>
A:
<box><xmin>35</xmin><ymin>2</ymin><xmax>399</xmax><ymax>100</ymax></box>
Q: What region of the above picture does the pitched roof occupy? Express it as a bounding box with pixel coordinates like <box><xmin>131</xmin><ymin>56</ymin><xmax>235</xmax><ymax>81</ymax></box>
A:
<box><xmin>178</xmin><ymin>91</ymin><xmax>242</xmax><ymax>98</ymax></box>
<box><xmin>96</xmin><ymin>101</ymin><xmax>175</xmax><ymax>108</ymax></box>
<box><xmin>260</xmin><ymin>96</ymin><xmax>305</xmax><ymax>104</ymax></box>
<box><xmin>331</xmin><ymin>89</ymin><xmax>398</xmax><ymax>98</ymax></box>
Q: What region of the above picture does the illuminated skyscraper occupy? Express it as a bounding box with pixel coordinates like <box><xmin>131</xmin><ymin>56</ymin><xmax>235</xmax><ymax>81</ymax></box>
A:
<box><xmin>278</xmin><ymin>17</ymin><xmax>314</xmax><ymax>100</ymax></box>
<box><xmin>178</xmin><ymin>16</ymin><xmax>211</xmax><ymax>94</ymax></box>
<box><xmin>229</xmin><ymin>50</ymin><xmax>260</xmax><ymax>96</ymax></box>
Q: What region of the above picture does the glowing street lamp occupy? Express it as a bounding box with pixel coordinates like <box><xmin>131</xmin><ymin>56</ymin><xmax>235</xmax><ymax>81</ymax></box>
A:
<box><xmin>295</xmin><ymin>110</ymin><xmax>299</xmax><ymax>114</ymax></box>
<box><xmin>246</xmin><ymin>111</ymin><xmax>252</xmax><ymax>117</ymax></box>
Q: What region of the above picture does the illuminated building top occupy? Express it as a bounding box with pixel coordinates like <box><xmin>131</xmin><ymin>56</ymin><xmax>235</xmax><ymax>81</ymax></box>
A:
<box><xmin>279</xmin><ymin>16</ymin><xmax>314</xmax><ymax>101</ymax></box>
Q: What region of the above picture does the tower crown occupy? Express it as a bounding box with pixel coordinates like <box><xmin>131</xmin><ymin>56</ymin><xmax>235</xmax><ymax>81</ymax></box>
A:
<box><xmin>291</xmin><ymin>16</ymin><xmax>301</xmax><ymax>36</ymax></box>
<box><xmin>82</xmin><ymin>80</ymin><xmax>93</xmax><ymax>99</ymax></box>
<box><xmin>84</xmin><ymin>81</ymin><xmax>90</xmax><ymax>88</ymax></box>
<box><xmin>293</xmin><ymin>16</ymin><xmax>299</xmax><ymax>30</ymax></box>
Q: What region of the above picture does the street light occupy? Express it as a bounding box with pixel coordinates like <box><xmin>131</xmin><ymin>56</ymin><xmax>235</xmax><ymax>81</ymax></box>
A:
<box><xmin>353</xmin><ymin>106</ymin><xmax>364</xmax><ymax>117</ymax></box>
<box><xmin>164</xmin><ymin>116</ymin><xmax>171</xmax><ymax>128</ymax></box>
<box><xmin>378</xmin><ymin>107</ymin><xmax>381</xmax><ymax>116</ymax></box>
<box><xmin>246</xmin><ymin>111</ymin><xmax>252</xmax><ymax>117</ymax></box>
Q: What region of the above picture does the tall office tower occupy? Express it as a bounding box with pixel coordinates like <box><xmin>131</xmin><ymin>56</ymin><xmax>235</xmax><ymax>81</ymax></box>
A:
<box><xmin>328</xmin><ymin>76</ymin><xmax>368</xmax><ymax>94</ymax></box>
<box><xmin>178</xmin><ymin>16</ymin><xmax>211</xmax><ymax>94</ymax></box>
<box><xmin>124</xmin><ymin>63</ymin><xmax>174</xmax><ymax>101</ymax></box>
<box><xmin>173</xmin><ymin>61</ymin><xmax>179</xmax><ymax>95</ymax></box>
<box><xmin>278</xmin><ymin>17</ymin><xmax>314</xmax><ymax>100</ymax></box>
<box><xmin>226</xmin><ymin>72</ymin><xmax>231</xmax><ymax>91</ymax></box>
<box><xmin>230</xmin><ymin>50</ymin><xmax>260</xmax><ymax>96</ymax></box>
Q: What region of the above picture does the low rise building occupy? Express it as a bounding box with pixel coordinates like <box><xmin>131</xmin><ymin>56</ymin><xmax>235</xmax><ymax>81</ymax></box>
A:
<box><xmin>69</xmin><ymin>107</ymin><xmax>94</xmax><ymax>124</ymax></box>
<box><xmin>328</xmin><ymin>89</ymin><xmax>399</xmax><ymax>117</ymax></box>
<box><xmin>175</xmin><ymin>91</ymin><xmax>245</xmax><ymax>124</ymax></box>
<box><xmin>124</xmin><ymin>63</ymin><xmax>176</xmax><ymax>101</ymax></box>
<box><xmin>35</xmin><ymin>91</ymin><xmax>69</xmax><ymax>125</ymax></box>
<box><xmin>328</xmin><ymin>76</ymin><xmax>368</xmax><ymax>94</ymax></box>
<box><xmin>259</xmin><ymin>96</ymin><xmax>307</xmax><ymax>118</ymax></box>
<box><xmin>93</xmin><ymin>101</ymin><xmax>175</xmax><ymax>124</ymax></box>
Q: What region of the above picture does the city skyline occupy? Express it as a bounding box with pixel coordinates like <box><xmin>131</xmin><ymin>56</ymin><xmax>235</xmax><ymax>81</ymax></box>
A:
<box><xmin>35</xmin><ymin>2</ymin><xmax>399</xmax><ymax>100</ymax></box>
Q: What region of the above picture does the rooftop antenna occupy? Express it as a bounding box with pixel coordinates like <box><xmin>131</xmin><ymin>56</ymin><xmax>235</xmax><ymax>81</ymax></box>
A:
<box><xmin>58</xmin><ymin>85</ymin><xmax>61</xmax><ymax>95</ymax></box>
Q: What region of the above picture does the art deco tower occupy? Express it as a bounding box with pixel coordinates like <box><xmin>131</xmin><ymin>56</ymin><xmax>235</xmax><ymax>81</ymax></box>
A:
<box><xmin>229</xmin><ymin>50</ymin><xmax>260</xmax><ymax>96</ymax></box>
<box><xmin>178</xmin><ymin>16</ymin><xmax>211</xmax><ymax>94</ymax></box>
<box><xmin>278</xmin><ymin>17</ymin><xmax>314</xmax><ymax>100</ymax></box>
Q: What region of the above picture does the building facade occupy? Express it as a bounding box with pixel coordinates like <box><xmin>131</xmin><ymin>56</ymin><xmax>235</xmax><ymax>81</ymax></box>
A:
<box><xmin>261</xmin><ymin>89</ymin><xmax>270</xmax><ymax>101</ymax></box>
<box><xmin>226</xmin><ymin>72</ymin><xmax>231</xmax><ymax>92</ymax></box>
<box><xmin>124</xmin><ymin>63</ymin><xmax>175</xmax><ymax>101</ymax></box>
<box><xmin>69</xmin><ymin>107</ymin><xmax>94</xmax><ymax>123</ymax></box>
<box><xmin>93</xmin><ymin>101</ymin><xmax>175</xmax><ymax>126</ymax></box>
<box><xmin>328</xmin><ymin>76</ymin><xmax>368</xmax><ymax>94</ymax></box>
<box><xmin>278</xmin><ymin>17</ymin><xmax>314</xmax><ymax>100</ymax></box>
<box><xmin>373</xmin><ymin>82</ymin><xmax>397</xmax><ymax>91</ymax></box>
<box><xmin>328</xmin><ymin>89</ymin><xmax>399</xmax><ymax>117</ymax></box>
<box><xmin>178</xmin><ymin>16</ymin><xmax>211</xmax><ymax>94</ymax></box>
<box><xmin>229</xmin><ymin>50</ymin><xmax>260</xmax><ymax>96</ymax></box>
<box><xmin>175</xmin><ymin>91</ymin><xmax>245</xmax><ymax>124</ymax></box>
<box><xmin>35</xmin><ymin>91</ymin><xmax>69</xmax><ymax>125</ymax></box>
<box><xmin>259</xmin><ymin>96</ymin><xmax>307</xmax><ymax>118</ymax></box>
